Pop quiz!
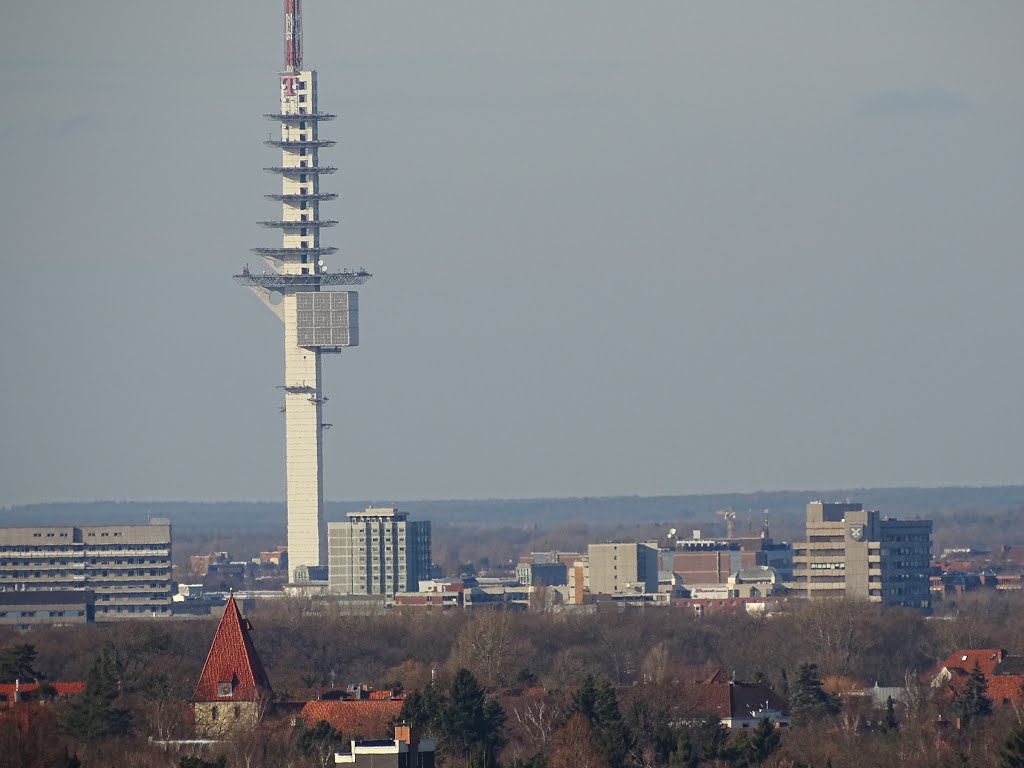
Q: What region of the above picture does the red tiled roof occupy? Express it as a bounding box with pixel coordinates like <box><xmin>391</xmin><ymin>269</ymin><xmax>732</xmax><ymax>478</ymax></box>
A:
<box><xmin>929</xmin><ymin>649</ymin><xmax>1006</xmax><ymax>680</ymax></box>
<box><xmin>988</xmin><ymin>676</ymin><xmax>1024</xmax><ymax>705</ymax></box>
<box><xmin>693</xmin><ymin>680</ymin><xmax>788</xmax><ymax>720</ymax></box>
<box><xmin>192</xmin><ymin>594</ymin><xmax>273</xmax><ymax>702</ymax></box>
<box><xmin>0</xmin><ymin>682</ymin><xmax>84</xmax><ymax>701</ymax></box>
<box><xmin>299</xmin><ymin>700</ymin><xmax>403</xmax><ymax>739</ymax></box>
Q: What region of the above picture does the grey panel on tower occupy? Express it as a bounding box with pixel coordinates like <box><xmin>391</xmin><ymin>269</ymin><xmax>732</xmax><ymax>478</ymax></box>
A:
<box><xmin>296</xmin><ymin>291</ymin><xmax>359</xmax><ymax>347</ymax></box>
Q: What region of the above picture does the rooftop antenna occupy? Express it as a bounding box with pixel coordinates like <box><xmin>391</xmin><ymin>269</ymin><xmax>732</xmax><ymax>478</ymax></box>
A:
<box><xmin>284</xmin><ymin>0</ymin><xmax>302</xmax><ymax>71</ymax></box>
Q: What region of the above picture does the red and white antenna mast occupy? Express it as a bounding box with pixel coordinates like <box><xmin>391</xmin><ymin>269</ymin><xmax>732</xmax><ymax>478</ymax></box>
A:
<box><xmin>284</xmin><ymin>0</ymin><xmax>302</xmax><ymax>71</ymax></box>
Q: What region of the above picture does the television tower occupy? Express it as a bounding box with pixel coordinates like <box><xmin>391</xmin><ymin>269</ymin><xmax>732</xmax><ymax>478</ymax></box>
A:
<box><xmin>235</xmin><ymin>0</ymin><xmax>370</xmax><ymax>582</ymax></box>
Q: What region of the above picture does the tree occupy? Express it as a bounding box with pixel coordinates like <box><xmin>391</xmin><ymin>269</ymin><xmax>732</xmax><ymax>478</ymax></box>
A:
<box><xmin>297</xmin><ymin>720</ymin><xmax>343</xmax><ymax>768</ymax></box>
<box><xmin>548</xmin><ymin>713</ymin><xmax>607</xmax><ymax>768</ymax></box>
<box><xmin>669</xmin><ymin>730</ymin><xmax>697</xmax><ymax>768</ymax></box>
<box><xmin>0</xmin><ymin>644</ymin><xmax>43</xmax><ymax>683</ymax></box>
<box><xmin>63</xmin><ymin>648</ymin><xmax>131</xmax><ymax>741</ymax></box>
<box><xmin>181</xmin><ymin>757</ymin><xmax>226</xmax><ymax>768</ymax></box>
<box><xmin>565</xmin><ymin>676</ymin><xmax>633</xmax><ymax>768</ymax></box>
<box><xmin>398</xmin><ymin>682</ymin><xmax>445</xmax><ymax>735</ymax></box>
<box><xmin>789</xmin><ymin>663</ymin><xmax>838</xmax><ymax>727</ymax></box>
<box><xmin>953</xmin><ymin>663</ymin><xmax>992</xmax><ymax>728</ymax></box>
<box><xmin>692</xmin><ymin>715</ymin><xmax>730</xmax><ymax>765</ymax></box>
<box><xmin>1001</xmin><ymin>726</ymin><xmax>1024</xmax><ymax>768</ymax></box>
<box><xmin>739</xmin><ymin>718</ymin><xmax>781</xmax><ymax>766</ymax></box>
<box><xmin>879</xmin><ymin>696</ymin><xmax>899</xmax><ymax>735</ymax></box>
<box><xmin>437</xmin><ymin>668</ymin><xmax>505</xmax><ymax>768</ymax></box>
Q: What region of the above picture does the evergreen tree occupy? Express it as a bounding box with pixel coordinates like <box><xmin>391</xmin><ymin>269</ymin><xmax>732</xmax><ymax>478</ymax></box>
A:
<box><xmin>180</xmin><ymin>757</ymin><xmax>226</xmax><ymax>768</ymax></box>
<box><xmin>788</xmin><ymin>663</ymin><xmax>838</xmax><ymax>726</ymax></box>
<box><xmin>880</xmin><ymin>696</ymin><xmax>899</xmax><ymax>734</ymax></box>
<box><xmin>953</xmin><ymin>663</ymin><xmax>993</xmax><ymax>728</ymax></box>
<box><xmin>565</xmin><ymin>675</ymin><xmax>634</xmax><ymax>768</ymax></box>
<box><xmin>1000</xmin><ymin>726</ymin><xmax>1024</xmax><ymax>768</ymax></box>
<box><xmin>398</xmin><ymin>682</ymin><xmax>445</xmax><ymax>735</ymax></box>
<box><xmin>63</xmin><ymin>648</ymin><xmax>131</xmax><ymax>741</ymax></box>
<box><xmin>741</xmin><ymin>717</ymin><xmax>781</xmax><ymax>766</ymax></box>
<box><xmin>0</xmin><ymin>643</ymin><xmax>43</xmax><ymax>682</ymax></box>
<box><xmin>669</xmin><ymin>730</ymin><xmax>697</xmax><ymax>768</ymax></box>
<box><xmin>439</xmin><ymin>668</ymin><xmax>505</xmax><ymax>768</ymax></box>
<box><xmin>692</xmin><ymin>715</ymin><xmax>730</xmax><ymax>764</ymax></box>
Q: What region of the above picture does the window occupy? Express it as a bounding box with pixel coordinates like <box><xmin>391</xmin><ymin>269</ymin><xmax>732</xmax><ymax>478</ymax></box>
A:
<box><xmin>299</xmin><ymin>94</ymin><xmax>306</xmax><ymax>103</ymax></box>
<box><xmin>234</xmin><ymin>705</ymin><xmax>241</xmax><ymax>718</ymax></box>
<box><xmin>211</xmin><ymin>706</ymin><xmax>218</xmax><ymax>721</ymax></box>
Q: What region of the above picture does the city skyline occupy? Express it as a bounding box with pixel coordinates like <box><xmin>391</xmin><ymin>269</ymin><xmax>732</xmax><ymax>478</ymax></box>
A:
<box><xmin>1</xmin><ymin>2</ymin><xmax>1022</xmax><ymax>507</ymax></box>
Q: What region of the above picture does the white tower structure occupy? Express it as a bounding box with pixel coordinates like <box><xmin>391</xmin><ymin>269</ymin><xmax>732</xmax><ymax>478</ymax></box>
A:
<box><xmin>235</xmin><ymin>0</ymin><xmax>370</xmax><ymax>582</ymax></box>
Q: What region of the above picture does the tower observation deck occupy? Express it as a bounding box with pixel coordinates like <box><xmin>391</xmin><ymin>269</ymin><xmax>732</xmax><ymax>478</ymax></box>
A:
<box><xmin>234</xmin><ymin>0</ymin><xmax>370</xmax><ymax>582</ymax></box>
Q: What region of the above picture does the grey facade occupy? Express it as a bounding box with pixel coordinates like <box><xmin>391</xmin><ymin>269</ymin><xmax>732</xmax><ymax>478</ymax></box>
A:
<box><xmin>588</xmin><ymin>542</ymin><xmax>659</xmax><ymax>595</ymax></box>
<box><xmin>0</xmin><ymin>519</ymin><xmax>172</xmax><ymax>619</ymax></box>
<box><xmin>789</xmin><ymin>502</ymin><xmax>932</xmax><ymax>608</ymax></box>
<box><xmin>327</xmin><ymin>508</ymin><xmax>430</xmax><ymax>601</ymax></box>
<box><xmin>0</xmin><ymin>590</ymin><xmax>95</xmax><ymax>628</ymax></box>
<box><xmin>515</xmin><ymin>562</ymin><xmax>568</xmax><ymax>587</ymax></box>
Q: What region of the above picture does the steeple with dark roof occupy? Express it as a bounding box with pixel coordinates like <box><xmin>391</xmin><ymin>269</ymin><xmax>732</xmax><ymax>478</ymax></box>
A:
<box><xmin>193</xmin><ymin>594</ymin><xmax>273</xmax><ymax>703</ymax></box>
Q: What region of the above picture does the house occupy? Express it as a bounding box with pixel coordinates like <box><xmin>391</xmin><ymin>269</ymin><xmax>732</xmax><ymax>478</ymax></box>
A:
<box><xmin>694</xmin><ymin>670</ymin><xmax>789</xmax><ymax>728</ymax></box>
<box><xmin>335</xmin><ymin>724</ymin><xmax>435</xmax><ymax>768</ymax></box>
<box><xmin>927</xmin><ymin>648</ymin><xmax>1024</xmax><ymax>708</ymax></box>
<box><xmin>0</xmin><ymin>681</ymin><xmax>84</xmax><ymax>707</ymax></box>
<box><xmin>192</xmin><ymin>593</ymin><xmax>273</xmax><ymax>735</ymax></box>
<box><xmin>299</xmin><ymin>697</ymin><xmax>405</xmax><ymax>740</ymax></box>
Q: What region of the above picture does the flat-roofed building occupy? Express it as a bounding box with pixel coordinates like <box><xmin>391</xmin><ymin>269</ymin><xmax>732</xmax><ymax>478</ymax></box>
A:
<box><xmin>588</xmin><ymin>542</ymin><xmax>659</xmax><ymax>595</ymax></box>
<box><xmin>788</xmin><ymin>501</ymin><xmax>932</xmax><ymax>608</ymax></box>
<box><xmin>0</xmin><ymin>590</ymin><xmax>95</xmax><ymax>628</ymax></box>
<box><xmin>0</xmin><ymin>519</ymin><xmax>172</xmax><ymax>620</ymax></box>
<box><xmin>328</xmin><ymin>508</ymin><xmax>431</xmax><ymax>602</ymax></box>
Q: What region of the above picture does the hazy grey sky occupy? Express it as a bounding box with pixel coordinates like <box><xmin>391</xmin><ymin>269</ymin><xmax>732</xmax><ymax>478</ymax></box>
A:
<box><xmin>1</xmin><ymin>2</ymin><xmax>1022</xmax><ymax>507</ymax></box>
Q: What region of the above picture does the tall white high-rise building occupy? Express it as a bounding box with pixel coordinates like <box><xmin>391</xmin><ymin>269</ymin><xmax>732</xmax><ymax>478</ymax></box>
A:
<box><xmin>327</xmin><ymin>508</ymin><xmax>432</xmax><ymax>600</ymax></box>
<box><xmin>235</xmin><ymin>1</ymin><xmax>370</xmax><ymax>581</ymax></box>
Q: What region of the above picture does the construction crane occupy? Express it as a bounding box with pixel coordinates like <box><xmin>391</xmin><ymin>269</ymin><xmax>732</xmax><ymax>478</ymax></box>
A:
<box><xmin>716</xmin><ymin>508</ymin><xmax>736</xmax><ymax>539</ymax></box>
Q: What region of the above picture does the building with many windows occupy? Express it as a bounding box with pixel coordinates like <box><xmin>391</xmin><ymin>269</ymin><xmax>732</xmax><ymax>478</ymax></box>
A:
<box><xmin>0</xmin><ymin>519</ymin><xmax>172</xmax><ymax>619</ymax></box>
<box><xmin>788</xmin><ymin>501</ymin><xmax>932</xmax><ymax>608</ymax></box>
<box><xmin>327</xmin><ymin>508</ymin><xmax>431</xmax><ymax>602</ymax></box>
<box><xmin>587</xmin><ymin>542</ymin><xmax>660</xmax><ymax>595</ymax></box>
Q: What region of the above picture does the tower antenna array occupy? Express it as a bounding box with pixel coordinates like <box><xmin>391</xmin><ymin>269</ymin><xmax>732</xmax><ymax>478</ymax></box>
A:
<box><xmin>235</xmin><ymin>2</ymin><xmax>370</xmax><ymax>583</ymax></box>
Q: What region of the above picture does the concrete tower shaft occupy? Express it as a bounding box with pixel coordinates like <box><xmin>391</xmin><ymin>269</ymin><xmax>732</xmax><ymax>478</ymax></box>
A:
<box><xmin>235</xmin><ymin>3</ymin><xmax>370</xmax><ymax>582</ymax></box>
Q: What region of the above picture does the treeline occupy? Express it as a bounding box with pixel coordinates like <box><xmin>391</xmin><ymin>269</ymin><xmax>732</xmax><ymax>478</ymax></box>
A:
<box><xmin>4</xmin><ymin>593</ymin><xmax>1024</xmax><ymax>766</ymax></box>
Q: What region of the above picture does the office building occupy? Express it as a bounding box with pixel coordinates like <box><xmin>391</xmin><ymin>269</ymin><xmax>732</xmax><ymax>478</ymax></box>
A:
<box><xmin>0</xmin><ymin>590</ymin><xmax>95</xmax><ymax>628</ymax></box>
<box><xmin>587</xmin><ymin>542</ymin><xmax>659</xmax><ymax>595</ymax></box>
<box><xmin>789</xmin><ymin>501</ymin><xmax>932</xmax><ymax>608</ymax></box>
<box><xmin>327</xmin><ymin>508</ymin><xmax>431</xmax><ymax>601</ymax></box>
<box><xmin>0</xmin><ymin>519</ymin><xmax>172</xmax><ymax>619</ymax></box>
<box><xmin>673</xmin><ymin>534</ymin><xmax>793</xmax><ymax>586</ymax></box>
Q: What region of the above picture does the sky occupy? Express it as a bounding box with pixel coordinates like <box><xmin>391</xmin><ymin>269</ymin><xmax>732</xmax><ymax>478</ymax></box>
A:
<box><xmin>1</xmin><ymin>2</ymin><xmax>1022</xmax><ymax>507</ymax></box>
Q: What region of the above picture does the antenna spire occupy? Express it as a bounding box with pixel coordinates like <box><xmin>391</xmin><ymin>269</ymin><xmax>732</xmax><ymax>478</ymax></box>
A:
<box><xmin>284</xmin><ymin>0</ymin><xmax>302</xmax><ymax>70</ymax></box>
